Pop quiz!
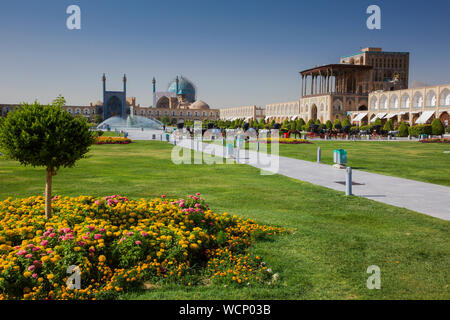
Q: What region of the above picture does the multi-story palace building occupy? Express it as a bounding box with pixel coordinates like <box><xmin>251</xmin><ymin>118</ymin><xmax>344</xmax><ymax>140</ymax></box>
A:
<box><xmin>340</xmin><ymin>47</ymin><xmax>409</xmax><ymax>91</ymax></box>
<box><xmin>219</xmin><ymin>105</ymin><xmax>265</xmax><ymax>121</ymax></box>
<box><xmin>223</xmin><ymin>47</ymin><xmax>413</xmax><ymax>124</ymax></box>
<box><xmin>351</xmin><ymin>84</ymin><xmax>450</xmax><ymax>126</ymax></box>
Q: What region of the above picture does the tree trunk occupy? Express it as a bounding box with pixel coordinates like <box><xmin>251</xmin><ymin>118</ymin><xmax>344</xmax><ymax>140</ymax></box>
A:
<box><xmin>45</xmin><ymin>167</ymin><xmax>53</xmax><ymax>219</ymax></box>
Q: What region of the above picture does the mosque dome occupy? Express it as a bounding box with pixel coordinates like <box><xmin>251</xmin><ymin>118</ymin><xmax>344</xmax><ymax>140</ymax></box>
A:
<box><xmin>190</xmin><ymin>100</ymin><xmax>210</xmax><ymax>110</ymax></box>
<box><xmin>168</xmin><ymin>76</ymin><xmax>196</xmax><ymax>102</ymax></box>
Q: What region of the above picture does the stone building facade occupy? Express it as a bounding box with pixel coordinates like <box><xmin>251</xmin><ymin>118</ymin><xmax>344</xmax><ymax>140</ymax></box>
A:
<box><xmin>219</xmin><ymin>105</ymin><xmax>264</xmax><ymax>121</ymax></box>
<box><xmin>340</xmin><ymin>47</ymin><xmax>409</xmax><ymax>91</ymax></box>
<box><xmin>351</xmin><ymin>84</ymin><xmax>450</xmax><ymax>126</ymax></box>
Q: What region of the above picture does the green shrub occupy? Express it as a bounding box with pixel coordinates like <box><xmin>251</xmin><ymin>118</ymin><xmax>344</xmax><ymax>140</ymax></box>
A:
<box><xmin>325</xmin><ymin>120</ymin><xmax>333</xmax><ymax>130</ymax></box>
<box><xmin>431</xmin><ymin>118</ymin><xmax>445</xmax><ymax>135</ymax></box>
<box><xmin>408</xmin><ymin>124</ymin><xmax>432</xmax><ymax>137</ymax></box>
<box><xmin>398</xmin><ymin>122</ymin><xmax>409</xmax><ymax>137</ymax></box>
<box><xmin>342</xmin><ymin>118</ymin><xmax>351</xmax><ymax>127</ymax></box>
<box><xmin>373</xmin><ymin>117</ymin><xmax>382</xmax><ymax>126</ymax></box>
<box><xmin>383</xmin><ymin>119</ymin><xmax>394</xmax><ymax>132</ymax></box>
<box><xmin>333</xmin><ymin>119</ymin><xmax>341</xmax><ymax>130</ymax></box>
<box><xmin>359</xmin><ymin>124</ymin><xmax>373</xmax><ymax>132</ymax></box>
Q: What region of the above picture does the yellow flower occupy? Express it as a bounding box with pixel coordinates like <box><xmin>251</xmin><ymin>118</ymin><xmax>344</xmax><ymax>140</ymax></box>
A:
<box><xmin>23</xmin><ymin>271</ymin><xmax>32</xmax><ymax>278</ymax></box>
<box><xmin>99</xmin><ymin>255</ymin><xmax>106</xmax><ymax>262</ymax></box>
<box><xmin>74</xmin><ymin>247</ymin><xmax>81</xmax><ymax>252</ymax></box>
<box><xmin>47</xmin><ymin>274</ymin><xmax>54</xmax><ymax>280</ymax></box>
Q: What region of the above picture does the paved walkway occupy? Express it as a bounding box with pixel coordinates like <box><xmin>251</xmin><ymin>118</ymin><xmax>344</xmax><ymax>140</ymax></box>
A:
<box><xmin>176</xmin><ymin>138</ymin><xmax>450</xmax><ymax>221</ymax></box>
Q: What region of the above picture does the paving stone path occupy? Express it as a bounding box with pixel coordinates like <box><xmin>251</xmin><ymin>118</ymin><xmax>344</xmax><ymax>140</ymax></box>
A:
<box><xmin>175</xmin><ymin>138</ymin><xmax>450</xmax><ymax>221</ymax></box>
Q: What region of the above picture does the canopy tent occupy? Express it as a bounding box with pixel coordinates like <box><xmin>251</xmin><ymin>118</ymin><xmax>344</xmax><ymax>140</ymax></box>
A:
<box><xmin>291</xmin><ymin>115</ymin><xmax>298</xmax><ymax>120</ymax></box>
<box><xmin>370</xmin><ymin>113</ymin><xmax>386</xmax><ymax>123</ymax></box>
<box><xmin>265</xmin><ymin>116</ymin><xmax>271</xmax><ymax>121</ymax></box>
<box><xmin>353</xmin><ymin>112</ymin><xmax>368</xmax><ymax>122</ymax></box>
<box><xmin>384</xmin><ymin>113</ymin><xmax>398</xmax><ymax>119</ymax></box>
<box><xmin>415</xmin><ymin>111</ymin><xmax>435</xmax><ymax>124</ymax></box>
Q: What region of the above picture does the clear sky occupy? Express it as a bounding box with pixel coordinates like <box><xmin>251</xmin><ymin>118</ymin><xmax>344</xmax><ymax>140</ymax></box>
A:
<box><xmin>0</xmin><ymin>0</ymin><xmax>449</xmax><ymax>108</ymax></box>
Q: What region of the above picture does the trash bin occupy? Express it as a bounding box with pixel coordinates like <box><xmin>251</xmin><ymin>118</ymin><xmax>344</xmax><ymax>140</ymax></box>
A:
<box><xmin>333</xmin><ymin>149</ymin><xmax>347</xmax><ymax>165</ymax></box>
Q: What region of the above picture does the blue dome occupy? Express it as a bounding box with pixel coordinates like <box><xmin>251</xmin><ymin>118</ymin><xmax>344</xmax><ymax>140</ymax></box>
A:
<box><xmin>168</xmin><ymin>76</ymin><xmax>196</xmax><ymax>102</ymax></box>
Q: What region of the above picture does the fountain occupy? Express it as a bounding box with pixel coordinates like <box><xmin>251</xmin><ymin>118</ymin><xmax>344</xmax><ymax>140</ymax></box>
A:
<box><xmin>96</xmin><ymin>115</ymin><xmax>163</xmax><ymax>131</ymax></box>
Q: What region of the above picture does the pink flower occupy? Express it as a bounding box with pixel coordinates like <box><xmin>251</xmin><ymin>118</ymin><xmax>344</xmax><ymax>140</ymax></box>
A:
<box><xmin>94</xmin><ymin>234</ymin><xmax>102</xmax><ymax>240</ymax></box>
<box><xmin>195</xmin><ymin>193</ymin><xmax>201</xmax><ymax>196</ymax></box>
<box><xmin>32</xmin><ymin>247</ymin><xmax>40</xmax><ymax>252</ymax></box>
<box><xmin>135</xmin><ymin>241</ymin><xmax>142</xmax><ymax>245</ymax></box>
<box><xmin>78</xmin><ymin>241</ymin><xmax>85</xmax><ymax>246</ymax></box>
<box><xmin>32</xmin><ymin>273</ymin><xmax>38</xmax><ymax>278</ymax></box>
<box><xmin>88</xmin><ymin>226</ymin><xmax>95</xmax><ymax>231</ymax></box>
<box><xmin>25</xmin><ymin>254</ymin><xmax>32</xmax><ymax>259</ymax></box>
<box><xmin>48</xmin><ymin>233</ymin><xmax>56</xmax><ymax>238</ymax></box>
<box><xmin>94</xmin><ymin>200</ymin><xmax>100</xmax><ymax>205</ymax></box>
<box><xmin>161</xmin><ymin>195</ymin><xmax>166</xmax><ymax>198</ymax></box>
<box><xmin>99</xmin><ymin>228</ymin><xmax>106</xmax><ymax>233</ymax></box>
<box><xmin>141</xmin><ymin>232</ymin><xmax>149</xmax><ymax>237</ymax></box>
<box><xmin>195</xmin><ymin>203</ymin><xmax>200</xmax><ymax>208</ymax></box>
<box><xmin>16</xmin><ymin>250</ymin><xmax>27</xmax><ymax>256</ymax></box>
<box><xmin>40</xmin><ymin>240</ymin><xmax>48</xmax><ymax>247</ymax></box>
<box><xmin>28</xmin><ymin>265</ymin><xmax>35</xmax><ymax>271</ymax></box>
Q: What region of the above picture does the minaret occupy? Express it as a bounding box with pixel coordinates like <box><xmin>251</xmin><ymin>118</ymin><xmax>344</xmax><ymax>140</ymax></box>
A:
<box><xmin>176</xmin><ymin>76</ymin><xmax>179</xmax><ymax>94</ymax></box>
<box><xmin>152</xmin><ymin>77</ymin><xmax>156</xmax><ymax>93</ymax></box>
<box><xmin>122</xmin><ymin>74</ymin><xmax>127</xmax><ymax>119</ymax></box>
<box><xmin>102</xmin><ymin>73</ymin><xmax>106</xmax><ymax>119</ymax></box>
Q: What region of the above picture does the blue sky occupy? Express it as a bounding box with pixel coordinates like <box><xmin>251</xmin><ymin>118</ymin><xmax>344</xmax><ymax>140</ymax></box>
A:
<box><xmin>0</xmin><ymin>0</ymin><xmax>449</xmax><ymax>108</ymax></box>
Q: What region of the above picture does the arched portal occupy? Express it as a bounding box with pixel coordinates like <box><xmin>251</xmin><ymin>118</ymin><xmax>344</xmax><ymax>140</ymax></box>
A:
<box><xmin>156</xmin><ymin>96</ymin><xmax>170</xmax><ymax>109</ymax></box>
<box><xmin>311</xmin><ymin>104</ymin><xmax>318</xmax><ymax>121</ymax></box>
<box><xmin>440</xmin><ymin>111</ymin><xmax>450</xmax><ymax>127</ymax></box>
<box><xmin>106</xmin><ymin>96</ymin><xmax>122</xmax><ymax>118</ymax></box>
<box><xmin>358</xmin><ymin>105</ymin><xmax>368</xmax><ymax>111</ymax></box>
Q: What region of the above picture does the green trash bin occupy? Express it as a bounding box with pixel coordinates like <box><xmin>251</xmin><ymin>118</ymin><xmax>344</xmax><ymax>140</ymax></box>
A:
<box><xmin>333</xmin><ymin>149</ymin><xmax>347</xmax><ymax>165</ymax></box>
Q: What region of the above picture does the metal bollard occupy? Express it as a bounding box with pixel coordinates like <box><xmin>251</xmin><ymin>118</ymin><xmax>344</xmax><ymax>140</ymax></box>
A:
<box><xmin>257</xmin><ymin>140</ymin><xmax>260</xmax><ymax>152</ymax></box>
<box><xmin>317</xmin><ymin>146</ymin><xmax>321</xmax><ymax>163</ymax></box>
<box><xmin>346</xmin><ymin>167</ymin><xmax>352</xmax><ymax>196</ymax></box>
<box><xmin>160</xmin><ymin>134</ymin><xmax>162</xmax><ymax>141</ymax></box>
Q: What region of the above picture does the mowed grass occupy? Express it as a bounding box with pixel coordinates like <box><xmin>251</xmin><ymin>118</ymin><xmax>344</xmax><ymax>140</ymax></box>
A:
<box><xmin>240</xmin><ymin>140</ymin><xmax>450</xmax><ymax>186</ymax></box>
<box><xmin>0</xmin><ymin>141</ymin><xmax>449</xmax><ymax>299</ymax></box>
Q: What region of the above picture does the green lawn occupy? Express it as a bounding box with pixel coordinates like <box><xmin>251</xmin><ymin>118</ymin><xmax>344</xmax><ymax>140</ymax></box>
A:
<box><xmin>0</xmin><ymin>141</ymin><xmax>449</xmax><ymax>299</ymax></box>
<box><xmin>238</xmin><ymin>141</ymin><xmax>450</xmax><ymax>187</ymax></box>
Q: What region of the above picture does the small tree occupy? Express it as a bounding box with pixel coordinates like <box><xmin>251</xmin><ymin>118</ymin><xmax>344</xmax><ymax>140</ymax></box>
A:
<box><xmin>342</xmin><ymin>118</ymin><xmax>351</xmax><ymax>128</ymax></box>
<box><xmin>333</xmin><ymin>119</ymin><xmax>341</xmax><ymax>130</ymax></box>
<box><xmin>0</xmin><ymin>98</ymin><xmax>95</xmax><ymax>219</ymax></box>
<box><xmin>383</xmin><ymin>119</ymin><xmax>394</xmax><ymax>132</ymax></box>
<box><xmin>325</xmin><ymin>120</ymin><xmax>333</xmax><ymax>130</ymax></box>
<box><xmin>398</xmin><ymin>122</ymin><xmax>409</xmax><ymax>137</ymax></box>
<box><xmin>373</xmin><ymin>117</ymin><xmax>382</xmax><ymax>126</ymax></box>
<box><xmin>431</xmin><ymin>118</ymin><xmax>445</xmax><ymax>135</ymax></box>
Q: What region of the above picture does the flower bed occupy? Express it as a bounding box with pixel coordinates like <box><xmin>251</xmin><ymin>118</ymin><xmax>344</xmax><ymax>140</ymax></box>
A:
<box><xmin>419</xmin><ymin>138</ymin><xmax>450</xmax><ymax>143</ymax></box>
<box><xmin>259</xmin><ymin>138</ymin><xmax>312</xmax><ymax>144</ymax></box>
<box><xmin>0</xmin><ymin>194</ymin><xmax>284</xmax><ymax>300</ymax></box>
<box><xmin>95</xmin><ymin>137</ymin><xmax>132</xmax><ymax>145</ymax></box>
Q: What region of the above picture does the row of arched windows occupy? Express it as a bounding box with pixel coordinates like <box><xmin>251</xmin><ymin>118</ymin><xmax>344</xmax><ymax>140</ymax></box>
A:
<box><xmin>370</xmin><ymin>89</ymin><xmax>450</xmax><ymax>110</ymax></box>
